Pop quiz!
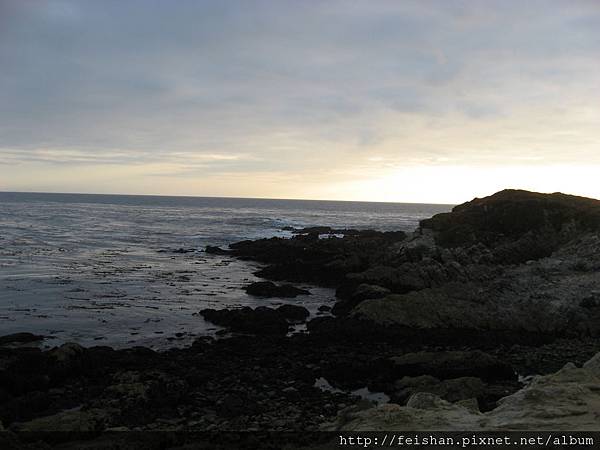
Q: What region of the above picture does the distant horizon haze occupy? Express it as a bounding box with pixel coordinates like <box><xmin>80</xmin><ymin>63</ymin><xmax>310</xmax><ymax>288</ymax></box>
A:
<box><xmin>0</xmin><ymin>189</ymin><xmax>453</xmax><ymax>206</ymax></box>
<box><xmin>1</xmin><ymin>184</ymin><xmax>599</xmax><ymax>207</ymax></box>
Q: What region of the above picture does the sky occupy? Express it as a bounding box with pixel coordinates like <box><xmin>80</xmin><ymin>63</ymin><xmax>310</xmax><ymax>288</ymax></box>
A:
<box><xmin>1</xmin><ymin>0</ymin><xmax>599</xmax><ymax>204</ymax></box>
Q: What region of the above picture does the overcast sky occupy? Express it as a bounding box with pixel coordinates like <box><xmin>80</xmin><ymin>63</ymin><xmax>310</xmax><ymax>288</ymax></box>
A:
<box><xmin>1</xmin><ymin>0</ymin><xmax>599</xmax><ymax>203</ymax></box>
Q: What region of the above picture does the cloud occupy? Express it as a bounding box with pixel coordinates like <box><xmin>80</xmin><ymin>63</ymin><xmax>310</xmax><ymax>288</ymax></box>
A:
<box><xmin>1</xmin><ymin>0</ymin><xmax>599</xmax><ymax>200</ymax></box>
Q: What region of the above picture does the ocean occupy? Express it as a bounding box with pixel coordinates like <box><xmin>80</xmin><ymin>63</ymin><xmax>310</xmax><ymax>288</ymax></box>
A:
<box><xmin>0</xmin><ymin>192</ymin><xmax>451</xmax><ymax>349</ymax></box>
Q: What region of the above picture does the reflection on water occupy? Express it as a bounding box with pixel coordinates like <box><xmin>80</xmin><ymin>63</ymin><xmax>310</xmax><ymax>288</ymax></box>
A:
<box><xmin>0</xmin><ymin>192</ymin><xmax>450</xmax><ymax>348</ymax></box>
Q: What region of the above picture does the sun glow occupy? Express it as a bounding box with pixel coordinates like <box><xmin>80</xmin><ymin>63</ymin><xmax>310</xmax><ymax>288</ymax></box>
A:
<box><xmin>324</xmin><ymin>164</ymin><xmax>600</xmax><ymax>204</ymax></box>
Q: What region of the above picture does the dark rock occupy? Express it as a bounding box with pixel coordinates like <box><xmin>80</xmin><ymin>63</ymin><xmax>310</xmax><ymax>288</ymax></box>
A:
<box><xmin>351</xmin><ymin>284</ymin><xmax>391</xmax><ymax>302</ymax></box>
<box><xmin>331</xmin><ymin>283</ymin><xmax>391</xmax><ymax>316</ymax></box>
<box><xmin>390</xmin><ymin>375</ymin><xmax>486</xmax><ymax>405</ymax></box>
<box><xmin>306</xmin><ymin>316</ymin><xmax>399</xmax><ymax>343</ymax></box>
<box><xmin>295</xmin><ymin>226</ymin><xmax>333</xmax><ymax>235</ymax></box>
<box><xmin>200</xmin><ymin>307</ymin><xmax>290</xmax><ymax>335</ymax></box>
<box><xmin>420</xmin><ymin>189</ymin><xmax>600</xmax><ymax>262</ymax></box>
<box><xmin>276</xmin><ymin>305</ymin><xmax>310</xmax><ymax>323</ymax></box>
<box><xmin>390</xmin><ymin>350</ymin><xmax>516</xmax><ymax>382</ymax></box>
<box><xmin>172</xmin><ymin>248</ymin><xmax>195</xmax><ymax>254</ymax></box>
<box><xmin>49</xmin><ymin>342</ymin><xmax>85</xmax><ymax>362</ymax></box>
<box><xmin>217</xmin><ymin>393</ymin><xmax>247</xmax><ymax>418</ymax></box>
<box><xmin>347</xmin><ymin>260</ymin><xmax>459</xmax><ymax>294</ymax></box>
<box><xmin>205</xmin><ymin>245</ymin><xmax>230</xmax><ymax>255</ymax></box>
<box><xmin>318</xmin><ymin>305</ymin><xmax>331</xmax><ymax>312</ymax></box>
<box><xmin>228</xmin><ymin>230</ymin><xmax>406</xmax><ymax>285</ymax></box>
<box><xmin>580</xmin><ymin>291</ymin><xmax>600</xmax><ymax>308</ymax></box>
<box><xmin>0</xmin><ymin>333</ymin><xmax>44</xmax><ymax>346</ymax></box>
<box><xmin>244</xmin><ymin>281</ymin><xmax>310</xmax><ymax>298</ymax></box>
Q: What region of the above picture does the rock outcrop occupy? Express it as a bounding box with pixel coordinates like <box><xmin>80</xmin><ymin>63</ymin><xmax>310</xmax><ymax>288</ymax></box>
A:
<box><xmin>225</xmin><ymin>191</ymin><xmax>600</xmax><ymax>329</ymax></box>
<box><xmin>200</xmin><ymin>304</ymin><xmax>311</xmax><ymax>334</ymax></box>
<box><xmin>228</xmin><ymin>230</ymin><xmax>407</xmax><ymax>286</ymax></box>
<box><xmin>420</xmin><ymin>189</ymin><xmax>600</xmax><ymax>261</ymax></box>
<box><xmin>324</xmin><ymin>350</ymin><xmax>600</xmax><ymax>431</ymax></box>
<box><xmin>352</xmin><ymin>233</ymin><xmax>600</xmax><ymax>340</ymax></box>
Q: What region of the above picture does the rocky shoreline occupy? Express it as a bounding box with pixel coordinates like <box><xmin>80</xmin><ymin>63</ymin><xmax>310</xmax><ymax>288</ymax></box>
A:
<box><xmin>2</xmin><ymin>189</ymin><xmax>600</xmax><ymax>448</ymax></box>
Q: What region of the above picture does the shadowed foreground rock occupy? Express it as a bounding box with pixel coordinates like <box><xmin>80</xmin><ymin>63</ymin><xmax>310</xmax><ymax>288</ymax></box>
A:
<box><xmin>324</xmin><ymin>351</ymin><xmax>600</xmax><ymax>431</ymax></box>
<box><xmin>389</xmin><ymin>351</ymin><xmax>515</xmax><ymax>382</ymax></box>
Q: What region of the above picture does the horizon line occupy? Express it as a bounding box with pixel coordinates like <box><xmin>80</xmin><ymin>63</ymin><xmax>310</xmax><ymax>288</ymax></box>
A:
<box><xmin>0</xmin><ymin>190</ymin><xmax>456</xmax><ymax>206</ymax></box>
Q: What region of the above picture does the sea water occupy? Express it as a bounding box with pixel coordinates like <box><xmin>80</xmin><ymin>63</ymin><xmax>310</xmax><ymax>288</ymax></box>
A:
<box><xmin>0</xmin><ymin>192</ymin><xmax>450</xmax><ymax>349</ymax></box>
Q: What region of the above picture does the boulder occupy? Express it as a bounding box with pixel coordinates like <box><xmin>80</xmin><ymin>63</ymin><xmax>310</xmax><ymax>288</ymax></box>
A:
<box><xmin>276</xmin><ymin>304</ymin><xmax>310</xmax><ymax>323</ymax></box>
<box><xmin>49</xmin><ymin>342</ymin><xmax>85</xmax><ymax>362</ymax></box>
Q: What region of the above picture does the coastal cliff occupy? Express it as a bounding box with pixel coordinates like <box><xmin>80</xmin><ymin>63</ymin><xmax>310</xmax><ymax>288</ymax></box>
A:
<box><xmin>2</xmin><ymin>189</ymin><xmax>600</xmax><ymax>447</ymax></box>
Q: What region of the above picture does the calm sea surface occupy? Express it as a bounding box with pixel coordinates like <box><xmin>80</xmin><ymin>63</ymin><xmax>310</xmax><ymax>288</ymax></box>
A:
<box><xmin>0</xmin><ymin>192</ymin><xmax>451</xmax><ymax>348</ymax></box>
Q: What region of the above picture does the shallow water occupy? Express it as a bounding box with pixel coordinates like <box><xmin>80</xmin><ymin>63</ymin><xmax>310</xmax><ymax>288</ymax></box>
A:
<box><xmin>0</xmin><ymin>192</ymin><xmax>451</xmax><ymax>349</ymax></box>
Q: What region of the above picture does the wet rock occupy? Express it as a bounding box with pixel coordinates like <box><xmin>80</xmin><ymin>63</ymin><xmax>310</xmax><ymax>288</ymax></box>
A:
<box><xmin>172</xmin><ymin>248</ymin><xmax>195</xmax><ymax>254</ymax></box>
<box><xmin>295</xmin><ymin>226</ymin><xmax>333</xmax><ymax>235</ymax></box>
<box><xmin>205</xmin><ymin>246</ymin><xmax>230</xmax><ymax>255</ymax></box>
<box><xmin>0</xmin><ymin>333</ymin><xmax>44</xmax><ymax>346</ymax></box>
<box><xmin>244</xmin><ymin>281</ymin><xmax>310</xmax><ymax>298</ymax></box>
<box><xmin>276</xmin><ymin>305</ymin><xmax>310</xmax><ymax>323</ymax></box>
<box><xmin>200</xmin><ymin>307</ymin><xmax>290</xmax><ymax>335</ymax></box>
<box><xmin>229</xmin><ymin>230</ymin><xmax>406</xmax><ymax>285</ymax></box>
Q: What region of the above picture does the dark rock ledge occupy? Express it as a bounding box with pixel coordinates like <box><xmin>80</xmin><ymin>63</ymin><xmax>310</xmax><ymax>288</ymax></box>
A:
<box><xmin>221</xmin><ymin>189</ymin><xmax>600</xmax><ymax>344</ymax></box>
